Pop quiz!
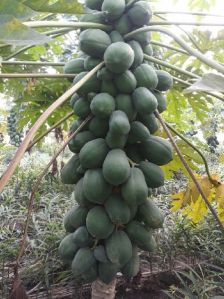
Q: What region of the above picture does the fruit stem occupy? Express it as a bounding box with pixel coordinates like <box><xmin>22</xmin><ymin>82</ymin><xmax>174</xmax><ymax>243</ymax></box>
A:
<box><xmin>128</xmin><ymin>159</ymin><xmax>137</xmax><ymax>167</ymax></box>
<box><xmin>155</xmin><ymin>111</ymin><xmax>224</xmax><ymax>233</ymax></box>
<box><xmin>124</xmin><ymin>26</ymin><xmax>224</xmax><ymax>74</ymax></box>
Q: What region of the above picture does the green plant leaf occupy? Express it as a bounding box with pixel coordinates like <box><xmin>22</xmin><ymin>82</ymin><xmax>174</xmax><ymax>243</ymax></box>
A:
<box><xmin>0</xmin><ymin>0</ymin><xmax>36</xmax><ymax>21</ymax></box>
<box><xmin>22</xmin><ymin>0</ymin><xmax>84</xmax><ymax>14</ymax></box>
<box><xmin>0</xmin><ymin>15</ymin><xmax>51</xmax><ymax>45</ymax></box>
<box><xmin>184</xmin><ymin>73</ymin><xmax>224</xmax><ymax>93</ymax></box>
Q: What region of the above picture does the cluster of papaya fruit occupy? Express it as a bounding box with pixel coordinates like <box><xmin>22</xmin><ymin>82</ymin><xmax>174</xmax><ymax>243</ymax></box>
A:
<box><xmin>59</xmin><ymin>0</ymin><xmax>174</xmax><ymax>285</ymax></box>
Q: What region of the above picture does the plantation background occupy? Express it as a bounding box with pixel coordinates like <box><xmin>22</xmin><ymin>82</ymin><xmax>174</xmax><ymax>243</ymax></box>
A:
<box><xmin>0</xmin><ymin>0</ymin><xmax>224</xmax><ymax>298</ymax></box>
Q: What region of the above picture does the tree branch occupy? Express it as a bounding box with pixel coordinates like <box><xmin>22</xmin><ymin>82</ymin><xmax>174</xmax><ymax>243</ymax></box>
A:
<box><xmin>0</xmin><ymin>62</ymin><xmax>104</xmax><ymax>192</ymax></box>
<box><xmin>27</xmin><ymin>111</ymin><xmax>74</xmax><ymax>152</ymax></box>
<box><xmin>155</xmin><ymin>111</ymin><xmax>224</xmax><ymax>232</ymax></box>
<box><xmin>150</xmin><ymin>21</ymin><xmax>224</xmax><ymax>26</ymax></box>
<box><xmin>16</xmin><ymin>115</ymin><xmax>92</xmax><ymax>264</ymax></box>
<box><xmin>124</xmin><ymin>26</ymin><xmax>224</xmax><ymax>74</ymax></box>
<box><xmin>154</xmin><ymin>11</ymin><xmax>224</xmax><ymax>18</ymax></box>
<box><xmin>144</xmin><ymin>54</ymin><xmax>199</xmax><ymax>78</ymax></box>
<box><xmin>1</xmin><ymin>61</ymin><xmax>65</xmax><ymax>67</ymax></box>
<box><xmin>0</xmin><ymin>73</ymin><xmax>76</xmax><ymax>78</ymax></box>
<box><xmin>164</xmin><ymin>122</ymin><xmax>216</xmax><ymax>185</ymax></box>
<box><xmin>23</xmin><ymin>21</ymin><xmax>112</xmax><ymax>31</ymax></box>
<box><xmin>151</xmin><ymin>41</ymin><xmax>189</xmax><ymax>55</ymax></box>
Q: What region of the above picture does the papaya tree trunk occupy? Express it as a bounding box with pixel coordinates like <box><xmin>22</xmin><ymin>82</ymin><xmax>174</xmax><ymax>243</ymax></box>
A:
<box><xmin>91</xmin><ymin>279</ymin><xmax>116</xmax><ymax>299</ymax></box>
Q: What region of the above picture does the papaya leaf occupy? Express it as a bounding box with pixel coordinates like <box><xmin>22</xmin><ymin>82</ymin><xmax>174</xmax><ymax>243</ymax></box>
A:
<box><xmin>0</xmin><ymin>15</ymin><xmax>51</xmax><ymax>46</ymax></box>
<box><xmin>184</xmin><ymin>73</ymin><xmax>224</xmax><ymax>93</ymax></box>
<box><xmin>0</xmin><ymin>0</ymin><xmax>36</xmax><ymax>21</ymax></box>
<box><xmin>22</xmin><ymin>0</ymin><xmax>84</xmax><ymax>14</ymax></box>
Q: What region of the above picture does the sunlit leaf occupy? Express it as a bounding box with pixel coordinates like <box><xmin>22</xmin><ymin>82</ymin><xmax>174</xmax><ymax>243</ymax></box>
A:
<box><xmin>184</xmin><ymin>73</ymin><xmax>224</xmax><ymax>93</ymax></box>
<box><xmin>0</xmin><ymin>0</ymin><xmax>36</xmax><ymax>20</ymax></box>
<box><xmin>0</xmin><ymin>15</ymin><xmax>51</xmax><ymax>45</ymax></box>
<box><xmin>22</xmin><ymin>0</ymin><xmax>84</xmax><ymax>14</ymax></box>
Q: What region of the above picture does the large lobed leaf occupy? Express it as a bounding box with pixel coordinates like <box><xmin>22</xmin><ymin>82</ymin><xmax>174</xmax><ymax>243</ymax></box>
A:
<box><xmin>184</xmin><ymin>73</ymin><xmax>224</xmax><ymax>93</ymax></box>
<box><xmin>22</xmin><ymin>0</ymin><xmax>84</xmax><ymax>14</ymax></box>
<box><xmin>0</xmin><ymin>15</ymin><xmax>51</xmax><ymax>45</ymax></box>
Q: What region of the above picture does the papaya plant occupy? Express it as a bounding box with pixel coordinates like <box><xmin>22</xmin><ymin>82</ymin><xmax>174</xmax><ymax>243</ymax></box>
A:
<box><xmin>0</xmin><ymin>0</ymin><xmax>224</xmax><ymax>299</ymax></box>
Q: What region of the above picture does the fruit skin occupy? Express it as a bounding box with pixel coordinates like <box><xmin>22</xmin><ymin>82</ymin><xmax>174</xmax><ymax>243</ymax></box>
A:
<box><xmin>105</xmin><ymin>230</ymin><xmax>132</xmax><ymax>267</ymax></box>
<box><xmin>84</xmin><ymin>56</ymin><xmax>102</xmax><ymax>71</ymax></box>
<box><xmin>125</xmin><ymin>220</ymin><xmax>157</xmax><ymax>252</ymax></box>
<box><xmin>132</xmin><ymin>87</ymin><xmax>158</xmax><ymax>115</ymax></box>
<box><xmin>143</xmin><ymin>44</ymin><xmax>153</xmax><ymax>56</ymax></box>
<box><xmin>80</xmin><ymin>264</ymin><xmax>98</xmax><ymax>283</ymax></box>
<box><xmin>105</xmin><ymin>194</ymin><xmax>131</xmax><ymax>225</ymax></box>
<box><xmin>121</xmin><ymin>246</ymin><xmax>140</xmax><ymax>278</ymax></box>
<box><xmin>101</xmin><ymin>80</ymin><xmax>118</xmax><ymax>97</ymax></box>
<box><xmin>128</xmin><ymin>1</ymin><xmax>152</xmax><ymax>26</ymax></box>
<box><xmin>152</xmin><ymin>90</ymin><xmax>167</xmax><ymax>113</ymax></box>
<box><xmin>72</xmin><ymin>247</ymin><xmax>97</xmax><ymax>277</ymax></box>
<box><xmin>97</xmin><ymin>67</ymin><xmax>114</xmax><ymax>81</ymax></box>
<box><xmin>89</xmin><ymin>117</ymin><xmax>109</xmax><ymax>138</ymax></box>
<box><xmin>138</xmin><ymin>199</ymin><xmax>164</xmax><ymax>229</ymax></box>
<box><xmin>134</xmin><ymin>64</ymin><xmax>158</xmax><ymax>89</ymax></box>
<box><xmin>114</xmin><ymin>70</ymin><xmax>137</xmax><ymax>94</ymax></box>
<box><xmin>59</xmin><ymin>234</ymin><xmax>79</xmax><ymax>263</ymax></box>
<box><xmin>114</xmin><ymin>13</ymin><xmax>133</xmax><ymax>35</ymax></box>
<box><xmin>109</xmin><ymin>30</ymin><xmax>124</xmax><ymax>43</ymax></box>
<box><xmin>68</xmin><ymin>131</ymin><xmax>95</xmax><ymax>153</ymax></box>
<box><xmin>126</xmin><ymin>144</ymin><xmax>144</xmax><ymax>163</ymax></box>
<box><xmin>73</xmin><ymin>72</ymin><xmax>101</xmax><ymax>95</ymax></box>
<box><xmin>90</xmin><ymin>93</ymin><xmax>116</xmax><ymax>118</ymax></box>
<box><xmin>115</xmin><ymin>94</ymin><xmax>137</xmax><ymax>121</ymax></box>
<box><xmin>73</xmin><ymin>98</ymin><xmax>90</xmax><ymax>118</ymax></box>
<box><xmin>80</xmin><ymin>11</ymin><xmax>105</xmax><ymax>24</ymax></box>
<box><xmin>86</xmin><ymin>0</ymin><xmax>104</xmax><ymax>10</ymax></box>
<box><xmin>74</xmin><ymin>178</ymin><xmax>91</xmax><ymax>207</ymax></box>
<box><xmin>64</xmin><ymin>58</ymin><xmax>85</xmax><ymax>77</ymax></box>
<box><xmin>83</xmin><ymin>169</ymin><xmax>112</xmax><ymax>204</ymax></box>
<box><xmin>109</xmin><ymin>110</ymin><xmax>130</xmax><ymax>135</ymax></box>
<box><xmin>61</xmin><ymin>155</ymin><xmax>82</xmax><ymax>184</ymax></box>
<box><xmin>127</xmin><ymin>121</ymin><xmax>150</xmax><ymax>144</ymax></box>
<box><xmin>103</xmin><ymin>149</ymin><xmax>131</xmax><ymax>186</ymax></box>
<box><xmin>72</xmin><ymin>226</ymin><xmax>93</xmax><ymax>247</ymax></box>
<box><xmin>156</xmin><ymin>70</ymin><xmax>173</xmax><ymax>91</ymax></box>
<box><xmin>127</xmin><ymin>40</ymin><xmax>144</xmax><ymax>69</ymax></box>
<box><xmin>79</xmin><ymin>138</ymin><xmax>109</xmax><ymax>169</ymax></box>
<box><xmin>121</xmin><ymin>168</ymin><xmax>148</xmax><ymax>206</ymax></box>
<box><xmin>140</xmin><ymin>136</ymin><xmax>173</xmax><ymax>166</ymax></box>
<box><xmin>86</xmin><ymin>206</ymin><xmax>115</xmax><ymax>239</ymax></box>
<box><xmin>94</xmin><ymin>245</ymin><xmax>109</xmax><ymax>263</ymax></box>
<box><xmin>102</xmin><ymin>0</ymin><xmax>126</xmax><ymax>21</ymax></box>
<box><xmin>139</xmin><ymin>161</ymin><xmax>165</xmax><ymax>188</ymax></box>
<box><xmin>98</xmin><ymin>261</ymin><xmax>120</xmax><ymax>284</ymax></box>
<box><xmin>138</xmin><ymin>113</ymin><xmax>159</xmax><ymax>134</ymax></box>
<box><xmin>64</xmin><ymin>206</ymin><xmax>89</xmax><ymax>233</ymax></box>
<box><xmin>106</xmin><ymin>131</ymin><xmax>128</xmax><ymax>149</ymax></box>
<box><xmin>130</xmin><ymin>30</ymin><xmax>151</xmax><ymax>47</ymax></box>
<box><xmin>104</xmin><ymin>42</ymin><xmax>135</xmax><ymax>74</ymax></box>
<box><xmin>79</xmin><ymin>29</ymin><xmax>111</xmax><ymax>58</ymax></box>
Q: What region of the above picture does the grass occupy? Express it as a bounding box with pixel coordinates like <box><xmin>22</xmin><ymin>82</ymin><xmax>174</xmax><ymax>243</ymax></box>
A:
<box><xmin>0</xmin><ymin>144</ymin><xmax>224</xmax><ymax>298</ymax></box>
